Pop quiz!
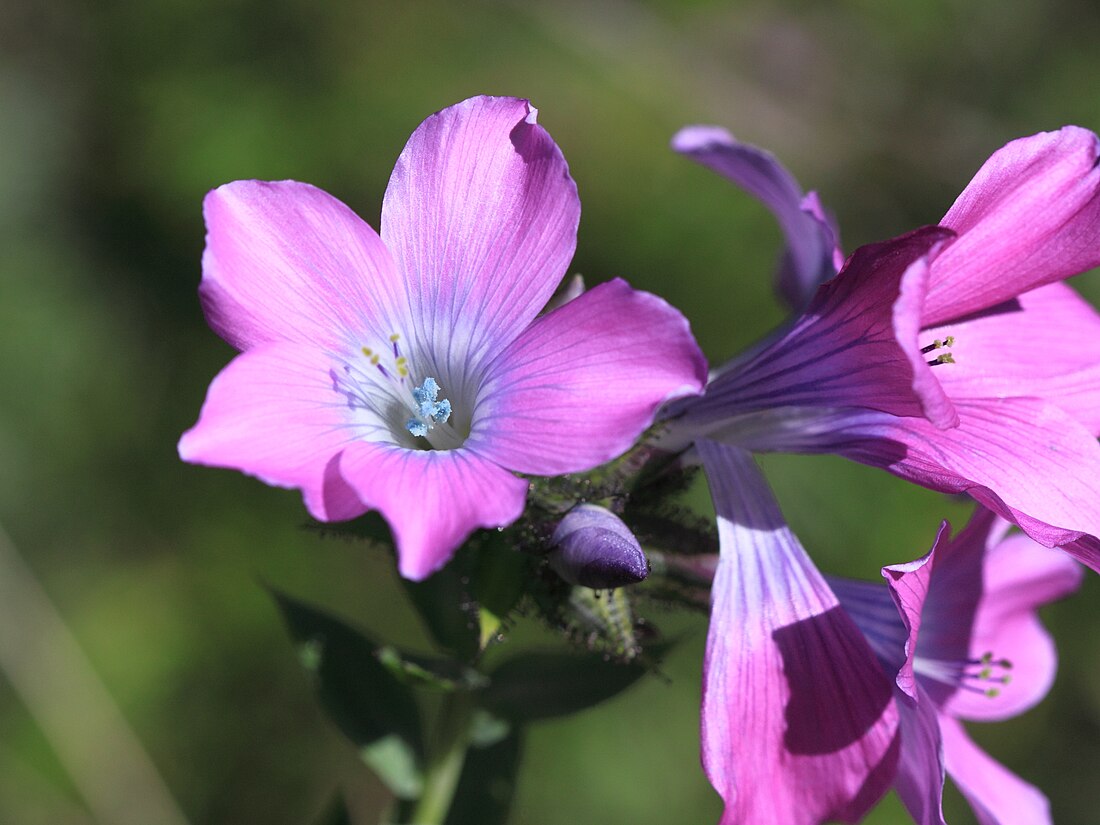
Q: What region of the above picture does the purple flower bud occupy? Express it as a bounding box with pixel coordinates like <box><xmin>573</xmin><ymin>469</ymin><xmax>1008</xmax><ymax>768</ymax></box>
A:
<box><xmin>548</xmin><ymin>504</ymin><xmax>648</xmax><ymax>589</ymax></box>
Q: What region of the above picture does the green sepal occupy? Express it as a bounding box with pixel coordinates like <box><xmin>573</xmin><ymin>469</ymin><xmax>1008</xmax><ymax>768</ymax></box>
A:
<box><xmin>270</xmin><ymin>590</ymin><xmax>425</xmax><ymax>799</ymax></box>
<box><xmin>480</xmin><ymin>645</ymin><xmax>667</xmax><ymax>722</ymax></box>
<box><xmin>443</xmin><ymin>727</ymin><xmax>524</xmax><ymax>825</ymax></box>
<box><xmin>376</xmin><ymin>645</ymin><xmax>488</xmax><ymax>692</ymax></box>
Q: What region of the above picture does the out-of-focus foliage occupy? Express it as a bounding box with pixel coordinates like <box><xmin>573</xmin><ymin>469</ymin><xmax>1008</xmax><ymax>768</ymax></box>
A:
<box><xmin>1</xmin><ymin>0</ymin><xmax>1098</xmax><ymax>823</ymax></box>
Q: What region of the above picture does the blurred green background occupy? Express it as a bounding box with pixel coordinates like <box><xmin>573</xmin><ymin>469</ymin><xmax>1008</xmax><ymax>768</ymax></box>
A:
<box><xmin>2</xmin><ymin>0</ymin><xmax>1099</xmax><ymax>823</ymax></box>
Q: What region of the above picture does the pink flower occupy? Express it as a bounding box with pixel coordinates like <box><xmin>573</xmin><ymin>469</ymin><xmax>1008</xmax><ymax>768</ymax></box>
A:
<box><xmin>179</xmin><ymin>96</ymin><xmax>706</xmax><ymax>579</ymax></box>
<box><xmin>672</xmin><ymin>126</ymin><xmax>1100</xmax><ymax>569</ymax></box>
<box><xmin>696</xmin><ymin>441</ymin><xmax>1080</xmax><ymax>825</ymax></box>
<box><xmin>832</xmin><ymin>508</ymin><xmax>1082</xmax><ymax>825</ymax></box>
<box><xmin>697</xmin><ymin>441</ymin><xmax>900</xmax><ymax>825</ymax></box>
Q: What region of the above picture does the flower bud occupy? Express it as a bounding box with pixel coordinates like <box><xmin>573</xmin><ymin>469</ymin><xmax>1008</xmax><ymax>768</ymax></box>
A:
<box><xmin>548</xmin><ymin>504</ymin><xmax>648</xmax><ymax>589</ymax></box>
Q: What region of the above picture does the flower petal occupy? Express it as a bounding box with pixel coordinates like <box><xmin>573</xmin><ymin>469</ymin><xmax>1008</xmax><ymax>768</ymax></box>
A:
<box><xmin>337</xmin><ymin>443</ymin><xmax>528</xmax><ymax>580</ymax></box>
<box><xmin>684</xmin><ymin>228</ymin><xmax>954</xmax><ymax>428</ymax></box>
<box><xmin>698</xmin><ymin>441</ymin><xmax>898</xmax><ymax>825</ymax></box>
<box><xmin>893</xmin><ymin>692</ymin><xmax>948</xmax><ymax>825</ymax></box>
<box><xmin>747</xmin><ymin>398</ymin><xmax>1100</xmax><ymax>550</ymax></box>
<box><xmin>471</xmin><ymin>278</ymin><xmax>706</xmax><ymax>475</ymax></box>
<box><xmin>923</xmin><ymin>282</ymin><xmax>1100</xmax><ymax>435</ymax></box>
<box><xmin>380</xmin><ymin>96</ymin><xmax>580</xmax><ymax>373</ymax></box>
<box><xmin>926</xmin><ymin>126</ymin><xmax>1100</xmax><ymax>325</ymax></box>
<box><xmin>672</xmin><ymin>126</ymin><xmax>840</xmax><ymax>309</ymax></box>
<box><xmin>942</xmin><ymin>531</ymin><xmax>1081</xmax><ymax>721</ymax></box>
<box><xmin>200</xmin><ymin>180</ymin><xmax>402</xmax><ymax>351</ymax></box>
<box><xmin>178</xmin><ymin>342</ymin><xmax>366</xmax><ymax>521</ymax></box>
<box><xmin>940</xmin><ymin>715</ymin><xmax>1052</xmax><ymax>825</ymax></box>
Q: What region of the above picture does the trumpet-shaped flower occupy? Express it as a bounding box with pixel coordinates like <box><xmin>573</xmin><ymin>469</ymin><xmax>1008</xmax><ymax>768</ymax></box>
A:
<box><xmin>697</xmin><ymin>440</ymin><xmax>900</xmax><ymax>825</ymax></box>
<box><xmin>831</xmin><ymin>508</ymin><xmax>1082</xmax><ymax>824</ymax></box>
<box><xmin>672</xmin><ymin>126</ymin><xmax>1100</xmax><ymax>569</ymax></box>
<box><xmin>697</xmin><ymin>442</ymin><xmax>1079</xmax><ymax>825</ymax></box>
<box><xmin>179</xmin><ymin>96</ymin><xmax>706</xmax><ymax>579</ymax></box>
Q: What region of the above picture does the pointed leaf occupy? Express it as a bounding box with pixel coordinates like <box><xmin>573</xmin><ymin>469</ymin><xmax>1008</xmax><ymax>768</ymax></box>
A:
<box><xmin>271</xmin><ymin>590</ymin><xmax>425</xmax><ymax>798</ymax></box>
<box><xmin>400</xmin><ymin>545</ymin><xmax>481</xmax><ymax>661</ymax></box>
<box><xmin>481</xmin><ymin>646</ymin><xmax>665</xmax><ymax>722</ymax></box>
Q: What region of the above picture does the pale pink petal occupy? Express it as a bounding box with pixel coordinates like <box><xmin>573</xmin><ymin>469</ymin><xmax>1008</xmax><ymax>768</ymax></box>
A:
<box><xmin>337</xmin><ymin>442</ymin><xmax>528</xmax><ymax>580</ymax></box>
<box><xmin>200</xmin><ymin>181</ymin><xmax>402</xmax><ymax>351</ymax></box>
<box><xmin>893</xmin><ymin>692</ymin><xmax>948</xmax><ymax>825</ymax></box>
<box><xmin>943</xmin><ymin>532</ymin><xmax>1081</xmax><ymax>721</ymax></box>
<box><xmin>940</xmin><ymin>715</ymin><xmax>1051</xmax><ymax>825</ymax></box>
<box><xmin>923</xmin><ymin>282</ymin><xmax>1100</xmax><ymax>434</ymax></box>
<box><xmin>671</xmin><ymin>126</ymin><xmax>839</xmax><ymax>309</ymax></box>
<box><xmin>926</xmin><ymin>126</ymin><xmax>1100</xmax><ymax>325</ymax></box>
<box><xmin>687</xmin><ymin>228</ymin><xmax>954</xmax><ymax>426</ymax></box>
<box><xmin>471</xmin><ymin>279</ymin><xmax>706</xmax><ymax>475</ymax></box>
<box><xmin>178</xmin><ymin>342</ymin><xmax>365</xmax><ymax>521</ymax></box>
<box><xmin>380</xmin><ymin>96</ymin><xmax>580</xmax><ymax>374</ymax></box>
<box><xmin>769</xmin><ymin>399</ymin><xmax>1100</xmax><ymax>549</ymax></box>
<box><xmin>699</xmin><ymin>440</ymin><xmax>898</xmax><ymax>825</ymax></box>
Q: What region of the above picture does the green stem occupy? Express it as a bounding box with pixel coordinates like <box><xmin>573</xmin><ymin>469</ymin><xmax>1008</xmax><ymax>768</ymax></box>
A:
<box><xmin>407</xmin><ymin>692</ymin><xmax>472</xmax><ymax>825</ymax></box>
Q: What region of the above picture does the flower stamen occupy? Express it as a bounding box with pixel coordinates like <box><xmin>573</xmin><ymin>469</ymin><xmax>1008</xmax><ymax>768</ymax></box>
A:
<box><xmin>914</xmin><ymin>649</ymin><xmax>1013</xmax><ymax>698</ymax></box>
<box><xmin>922</xmin><ymin>335</ymin><xmax>957</xmax><ymax>367</ymax></box>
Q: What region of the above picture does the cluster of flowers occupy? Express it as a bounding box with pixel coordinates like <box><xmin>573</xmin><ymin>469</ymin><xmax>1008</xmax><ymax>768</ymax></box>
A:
<box><xmin>180</xmin><ymin>96</ymin><xmax>1100</xmax><ymax>824</ymax></box>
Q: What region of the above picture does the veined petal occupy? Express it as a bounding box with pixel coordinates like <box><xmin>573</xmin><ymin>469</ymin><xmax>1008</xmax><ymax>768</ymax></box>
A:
<box><xmin>942</xmin><ymin>532</ymin><xmax>1081</xmax><ymax>721</ymax></box>
<box><xmin>380</xmin><ymin>96</ymin><xmax>580</xmax><ymax>375</ymax></box>
<box><xmin>471</xmin><ymin>279</ymin><xmax>706</xmax><ymax>475</ymax></box>
<box><xmin>926</xmin><ymin>126</ymin><xmax>1100</xmax><ymax>325</ymax></box>
<box><xmin>698</xmin><ymin>441</ymin><xmax>898</xmax><ymax>825</ymax></box>
<box><xmin>752</xmin><ymin>399</ymin><xmax>1100</xmax><ymax>550</ymax></box>
<box><xmin>337</xmin><ymin>443</ymin><xmax>528</xmax><ymax>580</ymax></box>
<box><xmin>940</xmin><ymin>715</ymin><xmax>1051</xmax><ymax>825</ymax></box>
<box><xmin>924</xmin><ymin>282</ymin><xmax>1100</xmax><ymax>435</ymax></box>
<box><xmin>893</xmin><ymin>691</ymin><xmax>948</xmax><ymax>825</ymax></box>
<box><xmin>671</xmin><ymin>126</ymin><xmax>839</xmax><ymax>309</ymax></box>
<box><xmin>685</xmin><ymin>228</ymin><xmax>954</xmax><ymax>427</ymax></box>
<box><xmin>200</xmin><ymin>181</ymin><xmax>402</xmax><ymax>351</ymax></box>
<box><xmin>178</xmin><ymin>342</ymin><xmax>366</xmax><ymax>521</ymax></box>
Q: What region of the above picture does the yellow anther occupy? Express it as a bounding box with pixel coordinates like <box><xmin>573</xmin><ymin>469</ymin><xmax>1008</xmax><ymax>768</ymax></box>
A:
<box><xmin>398</xmin><ymin>366</ymin><xmax>409</xmax><ymax>377</ymax></box>
<box><xmin>396</xmin><ymin>357</ymin><xmax>408</xmax><ymax>366</ymax></box>
<box><xmin>370</xmin><ymin>354</ymin><xmax>380</xmax><ymax>365</ymax></box>
<box><xmin>362</xmin><ymin>346</ymin><xmax>373</xmax><ymax>357</ymax></box>
<box><xmin>942</xmin><ymin>335</ymin><xmax>955</xmax><ymax>347</ymax></box>
<box><xmin>390</xmin><ymin>333</ymin><xmax>401</xmax><ymax>342</ymax></box>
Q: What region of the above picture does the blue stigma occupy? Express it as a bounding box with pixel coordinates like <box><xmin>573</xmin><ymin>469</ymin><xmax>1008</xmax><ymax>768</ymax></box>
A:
<box><xmin>406</xmin><ymin>377</ymin><xmax>452</xmax><ymax>438</ymax></box>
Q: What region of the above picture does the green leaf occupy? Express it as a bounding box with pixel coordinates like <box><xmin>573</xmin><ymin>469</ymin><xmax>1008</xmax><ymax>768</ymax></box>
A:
<box><xmin>443</xmin><ymin>728</ymin><xmax>524</xmax><ymax>825</ymax></box>
<box><xmin>481</xmin><ymin>647</ymin><xmax>664</xmax><ymax>722</ymax></box>
<box><xmin>314</xmin><ymin>793</ymin><xmax>352</xmax><ymax>825</ymax></box>
<box><xmin>400</xmin><ymin>545</ymin><xmax>480</xmax><ymax>661</ymax></box>
<box><xmin>271</xmin><ymin>590</ymin><xmax>425</xmax><ymax>799</ymax></box>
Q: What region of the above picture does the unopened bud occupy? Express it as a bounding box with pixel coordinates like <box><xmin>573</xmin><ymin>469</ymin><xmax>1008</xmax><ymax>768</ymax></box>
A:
<box><xmin>548</xmin><ymin>504</ymin><xmax>648</xmax><ymax>589</ymax></box>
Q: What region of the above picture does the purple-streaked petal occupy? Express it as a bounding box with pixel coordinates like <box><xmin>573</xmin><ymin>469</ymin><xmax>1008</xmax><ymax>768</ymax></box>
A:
<box><xmin>1063</xmin><ymin>534</ymin><xmax>1100</xmax><ymax>572</ymax></box>
<box><xmin>471</xmin><ymin>278</ymin><xmax>706</xmax><ymax>475</ymax></box>
<box><xmin>337</xmin><ymin>442</ymin><xmax>529</xmax><ymax>580</ymax></box>
<box><xmin>942</xmin><ymin>531</ymin><xmax>1081</xmax><ymax>721</ymax></box>
<box><xmin>925</xmin><ymin>126</ymin><xmax>1100</xmax><ymax>326</ymax></box>
<box><xmin>672</xmin><ymin>126</ymin><xmax>839</xmax><ymax>309</ymax></box>
<box><xmin>380</xmin><ymin>96</ymin><xmax>580</xmax><ymax>373</ymax></box>
<box><xmin>178</xmin><ymin>342</ymin><xmax>365</xmax><ymax>521</ymax></box>
<box><xmin>940</xmin><ymin>715</ymin><xmax>1051</xmax><ymax>825</ymax></box>
<box><xmin>199</xmin><ymin>181</ymin><xmax>402</xmax><ymax>351</ymax></box>
<box><xmin>684</xmin><ymin>228</ymin><xmax>954</xmax><ymax>428</ymax></box>
<box><xmin>698</xmin><ymin>440</ymin><xmax>898</xmax><ymax>825</ymax></box>
<box><xmin>894</xmin><ymin>692</ymin><xmax>948</xmax><ymax>825</ymax></box>
<box><xmin>747</xmin><ymin>398</ymin><xmax>1100</xmax><ymax>550</ymax></box>
<box><xmin>826</xmin><ymin>575</ymin><xmax>909</xmax><ymax>680</ymax></box>
<box><xmin>924</xmin><ymin>282</ymin><xmax>1100</xmax><ymax>435</ymax></box>
<box><xmin>880</xmin><ymin>523</ymin><xmax>950</xmax><ymax>700</ymax></box>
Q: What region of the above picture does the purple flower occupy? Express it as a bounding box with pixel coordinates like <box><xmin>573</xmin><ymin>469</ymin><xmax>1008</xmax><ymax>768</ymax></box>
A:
<box><xmin>672</xmin><ymin>126</ymin><xmax>1100</xmax><ymax>569</ymax></box>
<box><xmin>697</xmin><ymin>440</ymin><xmax>900</xmax><ymax>825</ymax></box>
<box><xmin>696</xmin><ymin>441</ymin><xmax>1080</xmax><ymax>825</ymax></box>
<box><xmin>179</xmin><ymin>96</ymin><xmax>707</xmax><ymax>580</ymax></box>
<box><xmin>831</xmin><ymin>508</ymin><xmax>1082</xmax><ymax>825</ymax></box>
